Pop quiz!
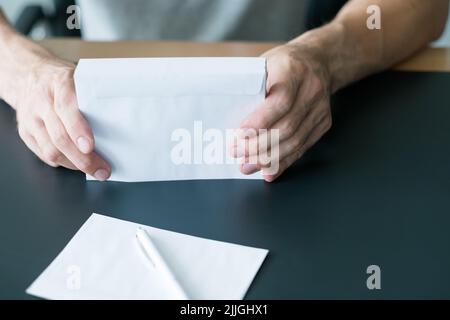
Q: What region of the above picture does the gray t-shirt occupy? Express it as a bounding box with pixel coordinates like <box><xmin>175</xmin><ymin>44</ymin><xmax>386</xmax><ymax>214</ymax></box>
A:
<box><xmin>77</xmin><ymin>0</ymin><xmax>306</xmax><ymax>41</ymax></box>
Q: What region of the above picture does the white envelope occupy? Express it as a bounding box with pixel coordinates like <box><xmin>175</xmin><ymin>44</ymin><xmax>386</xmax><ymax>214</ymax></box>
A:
<box><xmin>26</xmin><ymin>213</ymin><xmax>269</xmax><ymax>300</ymax></box>
<box><xmin>74</xmin><ymin>58</ymin><xmax>266</xmax><ymax>182</ymax></box>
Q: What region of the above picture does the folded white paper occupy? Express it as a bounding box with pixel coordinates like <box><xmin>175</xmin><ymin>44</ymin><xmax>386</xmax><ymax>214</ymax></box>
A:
<box><xmin>26</xmin><ymin>213</ymin><xmax>268</xmax><ymax>300</ymax></box>
<box><xmin>74</xmin><ymin>58</ymin><xmax>266</xmax><ymax>182</ymax></box>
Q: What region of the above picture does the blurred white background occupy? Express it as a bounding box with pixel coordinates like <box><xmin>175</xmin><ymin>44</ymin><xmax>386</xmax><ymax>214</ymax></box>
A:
<box><xmin>1</xmin><ymin>0</ymin><xmax>450</xmax><ymax>46</ymax></box>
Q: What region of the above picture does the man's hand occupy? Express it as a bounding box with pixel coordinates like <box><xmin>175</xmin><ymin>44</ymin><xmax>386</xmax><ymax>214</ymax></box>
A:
<box><xmin>0</xmin><ymin>12</ymin><xmax>110</xmax><ymax>180</ymax></box>
<box><xmin>231</xmin><ymin>0</ymin><xmax>449</xmax><ymax>183</ymax></box>
<box><xmin>231</xmin><ymin>43</ymin><xmax>332</xmax><ymax>182</ymax></box>
<box><xmin>14</xmin><ymin>56</ymin><xmax>111</xmax><ymax>180</ymax></box>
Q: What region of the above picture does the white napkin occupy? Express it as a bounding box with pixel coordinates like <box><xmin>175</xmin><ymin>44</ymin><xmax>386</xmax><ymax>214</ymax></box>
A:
<box><xmin>27</xmin><ymin>213</ymin><xmax>268</xmax><ymax>300</ymax></box>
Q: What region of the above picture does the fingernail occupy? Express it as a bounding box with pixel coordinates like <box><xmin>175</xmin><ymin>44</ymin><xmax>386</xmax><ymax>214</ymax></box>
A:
<box><xmin>238</xmin><ymin>128</ymin><xmax>257</xmax><ymax>139</ymax></box>
<box><xmin>77</xmin><ymin>136</ymin><xmax>91</xmax><ymax>154</ymax></box>
<box><xmin>242</xmin><ymin>164</ymin><xmax>259</xmax><ymax>174</ymax></box>
<box><xmin>263</xmin><ymin>175</ymin><xmax>276</xmax><ymax>183</ymax></box>
<box><xmin>94</xmin><ymin>169</ymin><xmax>109</xmax><ymax>181</ymax></box>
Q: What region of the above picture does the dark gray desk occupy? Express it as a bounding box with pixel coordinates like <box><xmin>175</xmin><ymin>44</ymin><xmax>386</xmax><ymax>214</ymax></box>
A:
<box><xmin>1</xmin><ymin>71</ymin><xmax>450</xmax><ymax>299</ymax></box>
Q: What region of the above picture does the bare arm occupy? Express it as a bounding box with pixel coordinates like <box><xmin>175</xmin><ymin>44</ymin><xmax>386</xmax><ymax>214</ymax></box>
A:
<box><xmin>0</xmin><ymin>10</ymin><xmax>53</xmax><ymax>108</ymax></box>
<box><xmin>302</xmin><ymin>0</ymin><xmax>449</xmax><ymax>92</ymax></box>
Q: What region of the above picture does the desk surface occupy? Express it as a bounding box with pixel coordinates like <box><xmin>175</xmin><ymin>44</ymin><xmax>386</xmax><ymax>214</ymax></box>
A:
<box><xmin>1</xmin><ymin>40</ymin><xmax>450</xmax><ymax>299</ymax></box>
<box><xmin>39</xmin><ymin>38</ymin><xmax>450</xmax><ymax>72</ymax></box>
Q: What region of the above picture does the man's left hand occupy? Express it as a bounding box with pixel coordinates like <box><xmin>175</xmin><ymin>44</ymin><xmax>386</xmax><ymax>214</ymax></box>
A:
<box><xmin>231</xmin><ymin>42</ymin><xmax>333</xmax><ymax>182</ymax></box>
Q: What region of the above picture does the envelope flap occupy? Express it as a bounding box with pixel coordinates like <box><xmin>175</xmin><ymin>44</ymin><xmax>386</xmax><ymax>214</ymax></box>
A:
<box><xmin>74</xmin><ymin>58</ymin><xmax>267</xmax><ymax>99</ymax></box>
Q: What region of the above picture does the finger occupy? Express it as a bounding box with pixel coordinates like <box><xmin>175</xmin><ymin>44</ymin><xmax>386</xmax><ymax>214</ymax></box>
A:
<box><xmin>237</xmin><ymin>140</ymin><xmax>263</xmax><ymax>175</ymax></box>
<box><xmin>18</xmin><ymin>126</ymin><xmax>55</xmax><ymax>166</ymax></box>
<box><xmin>240</xmin><ymin>83</ymin><xmax>296</xmax><ymax>132</ymax></box>
<box><xmin>42</xmin><ymin>110</ymin><xmax>111</xmax><ymax>180</ymax></box>
<box><xmin>240</xmin><ymin>162</ymin><xmax>261</xmax><ymax>175</ymax></box>
<box><xmin>262</xmin><ymin>115</ymin><xmax>331</xmax><ymax>182</ymax></box>
<box><xmin>269</xmin><ymin>85</ymin><xmax>326</xmax><ymax>142</ymax></box>
<box><xmin>234</xmin><ymin>97</ymin><xmax>328</xmax><ymax>158</ymax></box>
<box><xmin>53</xmin><ymin>78</ymin><xmax>95</xmax><ymax>154</ymax></box>
<box><xmin>54</xmin><ymin>154</ymin><xmax>78</xmax><ymax>170</ymax></box>
<box><xmin>29</xmin><ymin>119</ymin><xmax>77</xmax><ymax>170</ymax></box>
<box><xmin>262</xmin><ymin>150</ymin><xmax>298</xmax><ymax>183</ymax></box>
<box><xmin>263</xmin><ymin>107</ymin><xmax>329</xmax><ymax>163</ymax></box>
<box><xmin>239</xmin><ymin>135</ymin><xmax>283</xmax><ymax>175</ymax></box>
<box><xmin>232</xmin><ymin>128</ymin><xmax>272</xmax><ymax>158</ymax></box>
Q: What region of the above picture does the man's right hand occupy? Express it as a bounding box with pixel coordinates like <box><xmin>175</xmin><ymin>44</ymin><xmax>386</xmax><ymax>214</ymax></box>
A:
<box><xmin>13</xmin><ymin>55</ymin><xmax>111</xmax><ymax>180</ymax></box>
<box><xmin>0</xmin><ymin>11</ymin><xmax>110</xmax><ymax>180</ymax></box>
<box><xmin>2</xmin><ymin>44</ymin><xmax>111</xmax><ymax>180</ymax></box>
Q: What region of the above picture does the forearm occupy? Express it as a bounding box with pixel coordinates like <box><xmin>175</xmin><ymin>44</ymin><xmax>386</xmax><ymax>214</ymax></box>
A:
<box><xmin>0</xmin><ymin>10</ymin><xmax>54</xmax><ymax>108</ymax></box>
<box><xmin>292</xmin><ymin>0</ymin><xmax>449</xmax><ymax>93</ymax></box>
